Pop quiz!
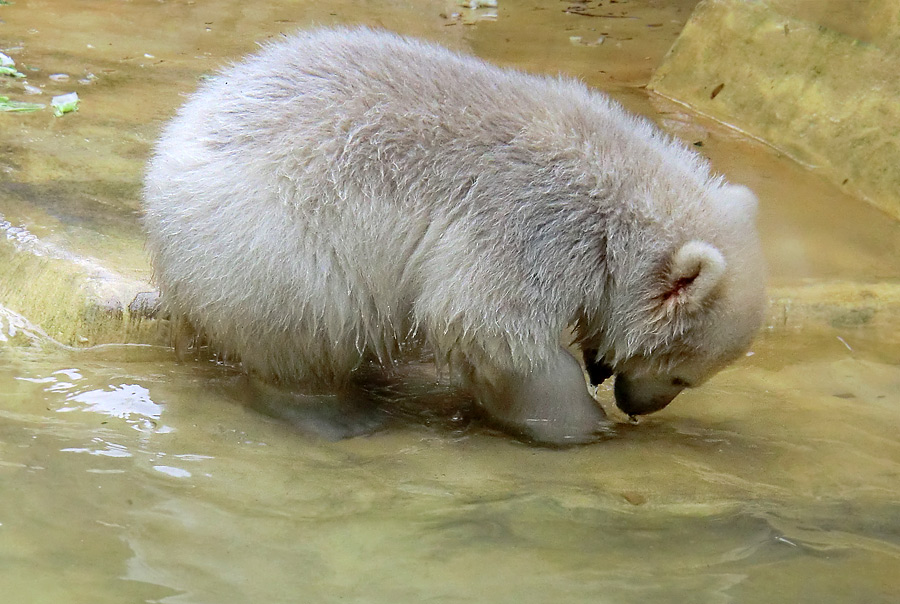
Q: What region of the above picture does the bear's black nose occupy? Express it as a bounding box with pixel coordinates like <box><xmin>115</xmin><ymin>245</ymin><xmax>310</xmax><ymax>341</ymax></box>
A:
<box><xmin>613</xmin><ymin>374</ymin><xmax>684</xmax><ymax>416</ymax></box>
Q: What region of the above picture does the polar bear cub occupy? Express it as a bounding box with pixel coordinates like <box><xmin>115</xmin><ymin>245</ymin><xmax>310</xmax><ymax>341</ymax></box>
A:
<box><xmin>143</xmin><ymin>27</ymin><xmax>766</xmax><ymax>445</ymax></box>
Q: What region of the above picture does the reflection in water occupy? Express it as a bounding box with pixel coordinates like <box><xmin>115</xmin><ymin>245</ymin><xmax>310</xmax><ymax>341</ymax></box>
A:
<box><xmin>62</xmin><ymin>383</ymin><xmax>164</xmax><ymax>428</ymax></box>
<box><xmin>19</xmin><ymin>368</ymin><xmax>171</xmax><ymax>433</ymax></box>
<box><xmin>61</xmin><ymin>440</ymin><xmax>132</xmax><ymax>458</ymax></box>
<box><xmin>153</xmin><ymin>465</ymin><xmax>192</xmax><ymax>479</ymax></box>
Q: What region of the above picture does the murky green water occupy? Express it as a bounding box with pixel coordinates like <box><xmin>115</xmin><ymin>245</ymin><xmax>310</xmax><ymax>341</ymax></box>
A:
<box><xmin>2</xmin><ymin>1</ymin><xmax>899</xmax><ymax>602</ymax></box>
<box><xmin>2</xmin><ymin>331</ymin><xmax>899</xmax><ymax>603</ymax></box>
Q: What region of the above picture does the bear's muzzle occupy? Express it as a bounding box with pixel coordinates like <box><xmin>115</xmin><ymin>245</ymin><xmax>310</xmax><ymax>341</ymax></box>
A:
<box><xmin>613</xmin><ymin>374</ymin><xmax>684</xmax><ymax>417</ymax></box>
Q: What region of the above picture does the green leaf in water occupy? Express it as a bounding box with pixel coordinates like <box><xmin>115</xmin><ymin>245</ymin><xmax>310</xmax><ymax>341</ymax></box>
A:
<box><xmin>51</xmin><ymin>92</ymin><xmax>79</xmax><ymax>117</ymax></box>
<box><xmin>0</xmin><ymin>65</ymin><xmax>26</xmax><ymax>78</ymax></box>
<box><xmin>0</xmin><ymin>95</ymin><xmax>45</xmax><ymax>113</ymax></box>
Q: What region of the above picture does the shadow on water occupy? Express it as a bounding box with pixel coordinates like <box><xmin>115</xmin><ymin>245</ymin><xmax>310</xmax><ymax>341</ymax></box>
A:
<box><xmin>228</xmin><ymin>361</ymin><xmax>479</xmax><ymax>443</ymax></box>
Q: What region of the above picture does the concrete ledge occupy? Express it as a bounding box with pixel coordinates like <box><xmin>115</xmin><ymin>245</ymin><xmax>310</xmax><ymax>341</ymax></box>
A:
<box><xmin>1</xmin><ymin>231</ymin><xmax>897</xmax><ymax>351</ymax></box>
<box><xmin>649</xmin><ymin>0</ymin><xmax>900</xmax><ymax>221</ymax></box>
<box><xmin>768</xmin><ymin>281</ymin><xmax>900</xmax><ymax>341</ymax></box>
<box><xmin>0</xmin><ymin>233</ymin><xmax>161</xmax><ymax>348</ymax></box>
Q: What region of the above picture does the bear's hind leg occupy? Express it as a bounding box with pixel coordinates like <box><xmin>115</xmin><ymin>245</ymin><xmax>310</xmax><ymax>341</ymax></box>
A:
<box><xmin>464</xmin><ymin>347</ymin><xmax>613</xmax><ymax>446</ymax></box>
<box><xmin>244</xmin><ymin>377</ymin><xmax>388</xmax><ymax>441</ymax></box>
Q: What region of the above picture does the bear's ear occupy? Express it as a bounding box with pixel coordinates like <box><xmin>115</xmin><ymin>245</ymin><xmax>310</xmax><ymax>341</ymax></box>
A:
<box><xmin>662</xmin><ymin>241</ymin><xmax>726</xmax><ymax>312</ymax></box>
<box><xmin>720</xmin><ymin>184</ymin><xmax>759</xmax><ymax>225</ymax></box>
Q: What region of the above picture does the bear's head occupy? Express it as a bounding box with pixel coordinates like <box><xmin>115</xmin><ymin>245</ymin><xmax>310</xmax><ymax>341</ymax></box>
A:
<box><xmin>582</xmin><ymin>184</ymin><xmax>766</xmax><ymax>417</ymax></box>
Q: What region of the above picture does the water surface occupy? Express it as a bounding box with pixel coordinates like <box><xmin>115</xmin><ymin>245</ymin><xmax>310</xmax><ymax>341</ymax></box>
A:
<box><xmin>2</xmin><ymin>331</ymin><xmax>898</xmax><ymax>603</ymax></box>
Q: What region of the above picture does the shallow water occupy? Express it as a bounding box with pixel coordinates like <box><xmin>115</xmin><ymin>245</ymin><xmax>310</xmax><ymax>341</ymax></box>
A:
<box><xmin>2</xmin><ymin>331</ymin><xmax>899</xmax><ymax>603</ymax></box>
<box><xmin>2</xmin><ymin>1</ymin><xmax>899</xmax><ymax>602</ymax></box>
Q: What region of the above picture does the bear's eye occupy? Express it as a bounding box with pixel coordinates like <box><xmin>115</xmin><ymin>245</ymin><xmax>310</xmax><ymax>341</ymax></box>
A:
<box><xmin>671</xmin><ymin>377</ymin><xmax>691</xmax><ymax>388</ymax></box>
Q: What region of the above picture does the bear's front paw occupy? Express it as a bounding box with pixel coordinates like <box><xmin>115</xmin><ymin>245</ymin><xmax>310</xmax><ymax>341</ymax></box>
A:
<box><xmin>467</xmin><ymin>347</ymin><xmax>617</xmax><ymax>446</ymax></box>
<box><xmin>519</xmin><ymin>408</ymin><xmax>616</xmax><ymax>447</ymax></box>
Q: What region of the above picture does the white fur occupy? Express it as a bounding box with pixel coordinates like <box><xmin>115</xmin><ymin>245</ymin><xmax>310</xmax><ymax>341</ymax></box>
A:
<box><xmin>143</xmin><ymin>28</ymin><xmax>766</xmax><ymax>443</ymax></box>
<box><xmin>667</xmin><ymin>240</ymin><xmax>726</xmax><ymax>312</ymax></box>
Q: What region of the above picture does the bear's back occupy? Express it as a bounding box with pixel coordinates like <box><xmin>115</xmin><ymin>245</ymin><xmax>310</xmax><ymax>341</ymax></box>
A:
<box><xmin>142</xmin><ymin>27</ymin><xmax>724</xmax><ymax>385</ymax></box>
